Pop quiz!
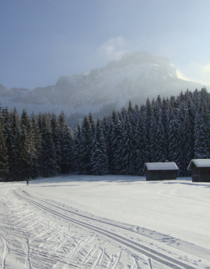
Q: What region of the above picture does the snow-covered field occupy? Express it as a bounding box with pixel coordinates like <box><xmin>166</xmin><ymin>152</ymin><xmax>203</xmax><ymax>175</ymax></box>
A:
<box><xmin>0</xmin><ymin>175</ymin><xmax>210</xmax><ymax>268</ymax></box>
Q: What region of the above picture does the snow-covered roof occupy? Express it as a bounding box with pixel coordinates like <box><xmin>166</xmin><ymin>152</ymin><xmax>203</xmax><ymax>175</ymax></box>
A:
<box><xmin>144</xmin><ymin>162</ymin><xmax>179</xmax><ymax>171</ymax></box>
<box><xmin>187</xmin><ymin>159</ymin><xmax>210</xmax><ymax>170</ymax></box>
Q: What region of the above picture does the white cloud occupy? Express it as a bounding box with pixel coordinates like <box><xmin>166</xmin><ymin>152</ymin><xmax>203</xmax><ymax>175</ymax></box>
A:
<box><xmin>99</xmin><ymin>36</ymin><xmax>126</xmax><ymax>60</ymax></box>
<box><xmin>199</xmin><ymin>63</ymin><xmax>210</xmax><ymax>86</ymax></box>
<box><xmin>177</xmin><ymin>62</ymin><xmax>210</xmax><ymax>87</ymax></box>
<box><xmin>176</xmin><ymin>70</ymin><xmax>192</xmax><ymax>82</ymax></box>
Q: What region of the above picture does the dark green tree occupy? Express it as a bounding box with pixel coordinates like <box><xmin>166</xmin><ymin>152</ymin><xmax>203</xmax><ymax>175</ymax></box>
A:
<box><xmin>58</xmin><ymin>111</ymin><xmax>73</xmax><ymax>173</ymax></box>
<box><xmin>0</xmin><ymin>119</ymin><xmax>9</xmax><ymax>180</ymax></box>
<box><xmin>73</xmin><ymin>124</ymin><xmax>83</xmax><ymax>173</ymax></box>
<box><xmin>81</xmin><ymin>116</ymin><xmax>93</xmax><ymax>174</ymax></box>
<box><xmin>91</xmin><ymin>119</ymin><xmax>108</xmax><ymax>175</ymax></box>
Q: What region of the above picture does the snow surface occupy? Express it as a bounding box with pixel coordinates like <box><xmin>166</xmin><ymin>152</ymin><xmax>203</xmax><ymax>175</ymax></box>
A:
<box><xmin>0</xmin><ymin>175</ymin><xmax>210</xmax><ymax>268</ymax></box>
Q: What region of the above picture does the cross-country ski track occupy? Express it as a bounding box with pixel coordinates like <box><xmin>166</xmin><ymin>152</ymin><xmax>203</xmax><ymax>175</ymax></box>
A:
<box><xmin>0</xmin><ymin>175</ymin><xmax>210</xmax><ymax>268</ymax></box>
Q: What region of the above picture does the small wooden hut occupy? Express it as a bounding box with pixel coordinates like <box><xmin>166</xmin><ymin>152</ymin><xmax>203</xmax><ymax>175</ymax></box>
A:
<box><xmin>187</xmin><ymin>159</ymin><xmax>210</xmax><ymax>182</ymax></box>
<box><xmin>144</xmin><ymin>162</ymin><xmax>179</xmax><ymax>181</ymax></box>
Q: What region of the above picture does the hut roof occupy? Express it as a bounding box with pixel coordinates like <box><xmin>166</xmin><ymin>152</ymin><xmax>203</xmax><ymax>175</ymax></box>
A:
<box><xmin>144</xmin><ymin>162</ymin><xmax>178</xmax><ymax>171</ymax></box>
<box><xmin>187</xmin><ymin>159</ymin><xmax>210</xmax><ymax>170</ymax></box>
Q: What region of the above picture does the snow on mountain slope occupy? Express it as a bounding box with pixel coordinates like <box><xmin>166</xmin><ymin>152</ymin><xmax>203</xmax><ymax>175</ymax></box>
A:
<box><xmin>0</xmin><ymin>51</ymin><xmax>205</xmax><ymax>116</ymax></box>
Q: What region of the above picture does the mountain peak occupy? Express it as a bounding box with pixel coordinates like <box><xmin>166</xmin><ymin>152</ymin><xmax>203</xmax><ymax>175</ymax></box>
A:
<box><xmin>0</xmin><ymin>51</ymin><xmax>205</xmax><ymax>119</ymax></box>
<box><xmin>106</xmin><ymin>51</ymin><xmax>172</xmax><ymax>68</ymax></box>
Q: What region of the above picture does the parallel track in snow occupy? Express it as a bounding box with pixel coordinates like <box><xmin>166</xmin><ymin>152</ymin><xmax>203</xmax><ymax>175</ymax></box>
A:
<box><xmin>14</xmin><ymin>189</ymin><xmax>196</xmax><ymax>269</ymax></box>
<box><xmin>0</xmin><ymin>234</ymin><xmax>8</xmax><ymax>269</ymax></box>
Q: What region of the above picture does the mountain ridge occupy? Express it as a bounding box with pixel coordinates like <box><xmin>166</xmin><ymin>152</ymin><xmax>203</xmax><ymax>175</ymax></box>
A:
<box><xmin>0</xmin><ymin>51</ymin><xmax>205</xmax><ymax>116</ymax></box>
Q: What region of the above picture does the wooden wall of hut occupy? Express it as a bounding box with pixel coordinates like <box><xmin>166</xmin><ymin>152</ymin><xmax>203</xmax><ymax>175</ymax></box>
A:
<box><xmin>145</xmin><ymin>170</ymin><xmax>177</xmax><ymax>181</ymax></box>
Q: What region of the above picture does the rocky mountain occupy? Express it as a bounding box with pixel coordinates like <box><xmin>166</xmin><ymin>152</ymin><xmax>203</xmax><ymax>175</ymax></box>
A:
<box><xmin>0</xmin><ymin>51</ymin><xmax>205</xmax><ymax>120</ymax></box>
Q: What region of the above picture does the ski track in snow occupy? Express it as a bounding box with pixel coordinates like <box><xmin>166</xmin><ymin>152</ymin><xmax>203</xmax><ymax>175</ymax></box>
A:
<box><xmin>20</xmin><ymin>188</ymin><xmax>210</xmax><ymax>262</ymax></box>
<box><xmin>0</xmin><ymin>186</ymin><xmax>209</xmax><ymax>268</ymax></box>
<box><xmin>18</xmin><ymin>189</ymin><xmax>210</xmax><ymax>264</ymax></box>
<box><xmin>0</xmin><ymin>234</ymin><xmax>8</xmax><ymax>269</ymax></box>
<box><xmin>148</xmin><ymin>258</ymin><xmax>153</xmax><ymax>269</ymax></box>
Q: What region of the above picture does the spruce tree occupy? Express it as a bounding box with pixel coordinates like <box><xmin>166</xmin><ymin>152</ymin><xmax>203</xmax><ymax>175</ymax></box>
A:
<box><xmin>73</xmin><ymin>124</ymin><xmax>83</xmax><ymax>173</ymax></box>
<box><xmin>51</xmin><ymin>113</ymin><xmax>62</xmax><ymax>173</ymax></box>
<box><xmin>8</xmin><ymin>108</ymin><xmax>22</xmax><ymax>181</ymax></box>
<box><xmin>145</xmin><ymin>98</ymin><xmax>152</xmax><ymax>160</ymax></box>
<box><xmin>30</xmin><ymin>112</ymin><xmax>41</xmax><ymax>178</ymax></box>
<box><xmin>110</xmin><ymin>118</ymin><xmax>123</xmax><ymax>174</ymax></box>
<box><xmin>168</xmin><ymin>109</ymin><xmax>180</xmax><ymax>165</ymax></box>
<box><xmin>176</xmin><ymin>106</ymin><xmax>186</xmax><ymax>175</ymax></box>
<box><xmin>89</xmin><ymin>112</ymin><xmax>95</xmax><ymax>136</ymax></box>
<box><xmin>0</xmin><ymin>119</ymin><xmax>9</xmax><ymax>180</ymax></box>
<box><xmin>182</xmin><ymin>104</ymin><xmax>195</xmax><ymax>175</ymax></box>
<box><xmin>102</xmin><ymin>116</ymin><xmax>112</xmax><ymax>170</ymax></box>
<box><xmin>120</xmin><ymin>114</ymin><xmax>136</xmax><ymax>174</ymax></box>
<box><xmin>19</xmin><ymin>110</ymin><xmax>35</xmax><ymax>180</ymax></box>
<box><xmin>194</xmin><ymin>104</ymin><xmax>210</xmax><ymax>158</ymax></box>
<box><xmin>135</xmin><ymin>112</ymin><xmax>148</xmax><ymax>175</ymax></box>
<box><xmin>40</xmin><ymin>114</ymin><xmax>58</xmax><ymax>177</ymax></box>
<box><xmin>91</xmin><ymin>119</ymin><xmax>108</xmax><ymax>175</ymax></box>
<box><xmin>81</xmin><ymin>116</ymin><xmax>93</xmax><ymax>174</ymax></box>
<box><xmin>58</xmin><ymin>111</ymin><xmax>73</xmax><ymax>173</ymax></box>
<box><xmin>149</xmin><ymin>108</ymin><xmax>158</xmax><ymax>162</ymax></box>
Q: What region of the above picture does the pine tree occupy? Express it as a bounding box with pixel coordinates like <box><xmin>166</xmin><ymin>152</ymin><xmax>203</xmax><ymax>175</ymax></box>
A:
<box><xmin>9</xmin><ymin>108</ymin><xmax>22</xmax><ymax>181</ymax></box>
<box><xmin>30</xmin><ymin>112</ymin><xmax>41</xmax><ymax>178</ymax></box>
<box><xmin>135</xmin><ymin>112</ymin><xmax>148</xmax><ymax>175</ymax></box>
<box><xmin>51</xmin><ymin>113</ymin><xmax>62</xmax><ymax>173</ymax></box>
<box><xmin>176</xmin><ymin>105</ymin><xmax>186</xmax><ymax>176</ymax></box>
<box><xmin>182</xmin><ymin>104</ymin><xmax>195</xmax><ymax>175</ymax></box>
<box><xmin>58</xmin><ymin>111</ymin><xmax>73</xmax><ymax>173</ymax></box>
<box><xmin>194</xmin><ymin>104</ymin><xmax>210</xmax><ymax>158</ymax></box>
<box><xmin>102</xmin><ymin>116</ymin><xmax>112</xmax><ymax>170</ymax></box>
<box><xmin>145</xmin><ymin>98</ymin><xmax>153</xmax><ymax>161</ymax></box>
<box><xmin>1</xmin><ymin>108</ymin><xmax>12</xmax><ymax>180</ymax></box>
<box><xmin>91</xmin><ymin>119</ymin><xmax>108</xmax><ymax>175</ymax></box>
<box><xmin>81</xmin><ymin>116</ymin><xmax>93</xmax><ymax>174</ymax></box>
<box><xmin>0</xmin><ymin>117</ymin><xmax>9</xmax><ymax>180</ymax></box>
<box><xmin>120</xmin><ymin>114</ymin><xmax>136</xmax><ymax>174</ymax></box>
<box><xmin>161</xmin><ymin>98</ymin><xmax>170</xmax><ymax>159</ymax></box>
<box><xmin>73</xmin><ymin>124</ymin><xmax>83</xmax><ymax>173</ymax></box>
<box><xmin>89</xmin><ymin>112</ymin><xmax>95</xmax><ymax>137</ymax></box>
<box><xmin>168</xmin><ymin>109</ymin><xmax>180</xmax><ymax>165</ymax></box>
<box><xmin>110</xmin><ymin>118</ymin><xmax>123</xmax><ymax>174</ymax></box>
<box><xmin>19</xmin><ymin>110</ymin><xmax>35</xmax><ymax>180</ymax></box>
<box><xmin>40</xmin><ymin>114</ymin><xmax>58</xmax><ymax>177</ymax></box>
<box><xmin>149</xmin><ymin>108</ymin><xmax>158</xmax><ymax>162</ymax></box>
<box><xmin>156</xmin><ymin>112</ymin><xmax>167</xmax><ymax>162</ymax></box>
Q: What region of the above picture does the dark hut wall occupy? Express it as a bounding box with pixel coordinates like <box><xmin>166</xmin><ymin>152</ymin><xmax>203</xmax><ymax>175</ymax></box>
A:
<box><xmin>145</xmin><ymin>170</ymin><xmax>177</xmax><ymax>181</ymax></box>
<box><xmin>191</xmin><ymin>167</ymin><xmax>210</xmax><ymax>182</ymax></box>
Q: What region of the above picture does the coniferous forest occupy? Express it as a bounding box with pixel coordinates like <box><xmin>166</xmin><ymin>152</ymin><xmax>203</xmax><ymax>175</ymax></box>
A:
<box><xmin>0</xmin><ymin>88</ymin><xmax>210</xmax><ymax>181</ymax></box>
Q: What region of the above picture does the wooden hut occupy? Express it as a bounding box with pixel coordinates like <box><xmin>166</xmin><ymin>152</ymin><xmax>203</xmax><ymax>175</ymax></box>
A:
<box><xmin>187</xmin><ymin>159</ymin><xmax>210</xmax><ymax>182</ymax></box>
<box><xmin>144</xmin><ymin>162</ymin><xmax>178</xmax><ymax>181</ymax></box>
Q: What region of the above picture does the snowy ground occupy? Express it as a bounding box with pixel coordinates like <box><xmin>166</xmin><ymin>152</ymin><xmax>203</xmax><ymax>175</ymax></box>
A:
<box><xmin>0</xmin><ymin>175</ymin><xmax>210</xmax><ymax>268</ymax></box>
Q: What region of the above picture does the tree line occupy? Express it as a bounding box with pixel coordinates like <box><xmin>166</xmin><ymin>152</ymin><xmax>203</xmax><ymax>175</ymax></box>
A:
<box><xmin>0</xmin><ymin>109</ymin><xmax>73</xmax><ymax>181</ymax></box>
<box><xmin>0</xmin><ymin>88</ymin><xmax>209</xmax><ymax>181</ymax></box>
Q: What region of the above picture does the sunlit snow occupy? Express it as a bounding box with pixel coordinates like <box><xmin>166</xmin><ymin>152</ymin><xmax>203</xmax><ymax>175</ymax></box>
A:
<box><xmin>0</xmin><ymin>175</ymin><xmax>209</xmax><ymax>268</ymax></box>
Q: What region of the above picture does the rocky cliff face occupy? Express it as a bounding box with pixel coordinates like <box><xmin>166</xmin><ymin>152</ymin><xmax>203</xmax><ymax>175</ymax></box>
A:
<box><xmin>0</xmin><ymin>52</ymin><xmax>204</xmax><ymax>116</ymax></box>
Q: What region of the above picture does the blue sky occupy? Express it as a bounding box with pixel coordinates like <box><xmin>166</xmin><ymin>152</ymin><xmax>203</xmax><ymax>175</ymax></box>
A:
<box><xmin>1</xmin><ymin>0</ymin><xmax>210</xmax><ymax>89</ymax></box>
